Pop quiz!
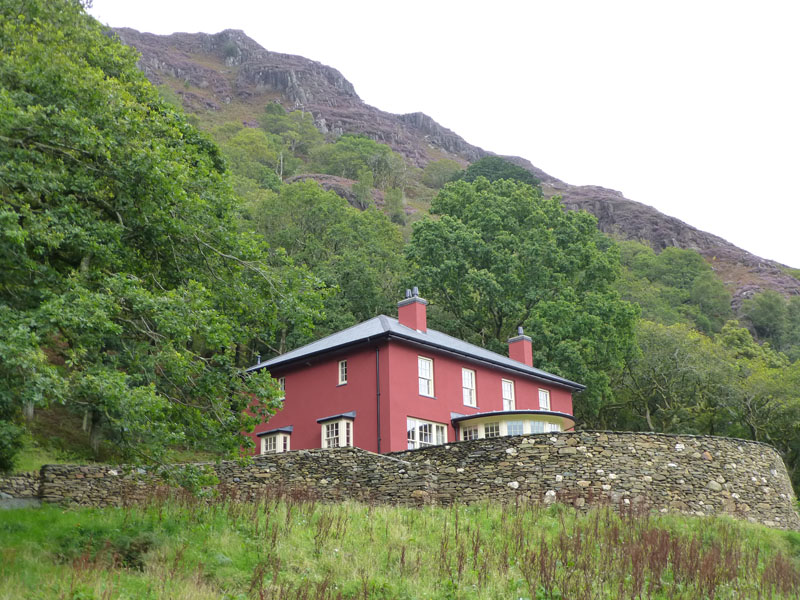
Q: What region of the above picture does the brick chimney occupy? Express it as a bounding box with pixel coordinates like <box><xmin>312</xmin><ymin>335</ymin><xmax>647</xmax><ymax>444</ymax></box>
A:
<box><xmin>508</xmin><ymin>327</ymin><xmax>533</xmax><ymax>366</ymax></box>
<box><xmin>397</xmin><ymin>287</ymin><xmax>428</xmax><ymax>332</ymax></box>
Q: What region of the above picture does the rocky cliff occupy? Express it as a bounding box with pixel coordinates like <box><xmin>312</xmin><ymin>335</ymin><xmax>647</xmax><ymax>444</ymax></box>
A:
<box><xmin>113</xmin><ymin>27</ymin><xmax>800</xmax><ymax>303</ymax></box>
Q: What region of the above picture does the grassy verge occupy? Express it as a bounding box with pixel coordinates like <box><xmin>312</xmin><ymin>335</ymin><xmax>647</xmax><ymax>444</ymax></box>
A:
<box><xmin>1</xmin><ymin>491</ymin><xmax>798</xmax><ymax>599</ymax></box>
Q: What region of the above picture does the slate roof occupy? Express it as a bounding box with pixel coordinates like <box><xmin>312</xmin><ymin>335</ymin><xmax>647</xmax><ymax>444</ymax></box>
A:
<box><xmin>247</xmin><ymin>315</ymin><xmax>585</xmax><ymax>391</ymax></box>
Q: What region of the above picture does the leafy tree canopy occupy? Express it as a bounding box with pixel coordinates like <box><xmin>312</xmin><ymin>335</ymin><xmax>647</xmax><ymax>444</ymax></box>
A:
<box><xmin>421</xmin><ymin>158</ymin><xmax>463</xmax><ymax>189</ymax></box>
<box><xmin>407</xmin><ymin>178</ymin><xmax>639</xmax><ymax>422</ymax></box>
<box><xmin>455</xmin><ymin>156</ymin><xmax>540</xmax><ymax>187</ymax></box>
<box><xmin>258</xmin><ymin>103</ymin><xmax>323</xmax><ymax>158</ymax></box>
<box><xmin>243</xmin><ymin>181</ymin><xmax>405</xmax><ymax>344</ymax></box>
<box><xmin>310</xmin><ymin>134</ymin><xmax>407</xmax><ymax>190</ymax></box>
<box><xmin>615</xmin><ymin>241</ymin><xmax>732</xmax><ymax>333</ymax></box>
<box><xmin>0</xmin><ymin>0</ymin><xmax>324</xmax><ymax>470</ymax></box>
<box><xmin>742</xmin><ymin>290</ymin><xmax>800</xmax><ymax>359</ymax></box>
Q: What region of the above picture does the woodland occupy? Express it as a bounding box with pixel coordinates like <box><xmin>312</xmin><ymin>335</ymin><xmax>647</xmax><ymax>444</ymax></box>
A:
<box><xmin>2</xmin><ymin>0</ymin><xmax>800</xmax><ymax>495</ymax></box>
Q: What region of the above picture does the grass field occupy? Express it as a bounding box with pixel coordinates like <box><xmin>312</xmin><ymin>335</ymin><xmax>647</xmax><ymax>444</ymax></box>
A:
<box><xmin>1</xmin><ymin>488</ymin><xmax>799</xmax><ymax>600</ymax></box>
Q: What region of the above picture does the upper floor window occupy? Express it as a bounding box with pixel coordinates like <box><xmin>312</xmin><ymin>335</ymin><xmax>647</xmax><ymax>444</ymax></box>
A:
<box><xmin>462</xmin><ymin>368</ymin><xmax>476</xmax><ymax>407</ymax></box>
<box><xmin>418</xmin><ymin>356</ymin><xmax>434</xmax><ymax>397</ymax></box>
<box><xmin>502</xmin><ymin>379</ymin><xmax>515</xmax><ymax>411</ymax></box>
<box><xmin>538</xmin><ymin>389</ymin><xmax>551</xmax><ymax>411</ymax></box>
<box><xmin>338</xmin><ymin>360</ymin><xmax>347</xmax><ymax>385</ymax></box>
<box><xmin>278</xmin><ymin>377</ymin><xmax>286</xmax><ymax>400</ymax></box>
<box><xmin>407</xmin><ymin>417</ymin><xmax>446</xmax><ymax>449</ymax></box>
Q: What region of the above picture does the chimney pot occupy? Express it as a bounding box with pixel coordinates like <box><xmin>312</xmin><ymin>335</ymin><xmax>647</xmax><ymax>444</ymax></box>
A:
<box><xmin>412</xmin><ymin>286</ymin><xmax>419</xmax><ymax>296</ymax></box>
<box><xmin>405</xmin><ymin>288</ymin><xmax>412</xmax><ymax>298</ymax></box>
<box><xmin>518</xmin><ymin>326</ymin><xmax>524</xmax><ymax>335</ymax></box>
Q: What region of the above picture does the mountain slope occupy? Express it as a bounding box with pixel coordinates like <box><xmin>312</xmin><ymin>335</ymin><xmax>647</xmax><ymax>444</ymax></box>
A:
<box><xmin>113</xmin><ymin>27</ymin><xmax>800</xmax><ymax>304</ymax></box>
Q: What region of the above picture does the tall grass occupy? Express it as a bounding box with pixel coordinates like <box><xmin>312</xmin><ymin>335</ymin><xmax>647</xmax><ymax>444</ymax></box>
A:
<box><xmin>1</xmin><ymin>487</ymin><xmax>798</xmax><ymax>599</ymax></box>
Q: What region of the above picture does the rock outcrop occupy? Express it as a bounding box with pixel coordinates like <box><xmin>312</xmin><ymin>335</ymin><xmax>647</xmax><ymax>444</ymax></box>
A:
<box><xmin>112</xmin><ymin>27</ymin><xmax>800</xmax><ymax>302</ymax></box>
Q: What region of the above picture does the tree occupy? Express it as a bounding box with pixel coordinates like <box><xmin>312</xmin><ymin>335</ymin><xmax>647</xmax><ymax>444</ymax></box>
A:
<box><xmin>741</xmin><ymin>290</ymin><xmax>788</xmax><ymax>346</ymax></box>
<box><xmin>455</xmin><ymin>156</ymin><xmax>540</xmax><ymax>187</ymax></box>
<box><xmin>351</xmin><ymin>167</ymin><xmax>374</xmax><ymax>209</ymax></box>
<box><xmin>258</xmin><ymin>103</ymin><xmax>323</xmax><ymax>158</ymax></box>
<box><xmin>0</xmin><ymin>0</ymin><xmax>324</xmax><ymax>469</ymax></box>
<box><xmin>384</xmin><ymin>187</ymin><xmax>406</xmax><ymax>225</ymax></box>
<box><xmin>421</xmin><ymin>159</ymin><xmax>463</xmax><ymax>189</ymax></box>
<box><xmin>406</xmin><ymin>178</ymin><xmax>638</xmax><ymax>422</ymax></box>
<box><xmin>611</xmin><ymin>321</ymin><xmax>739</xmax><ymax>434</ymax></box>
<box><xmin>615</xmin><ymin>240</ymin><xmax>732</xmax><ymax>333</ymax></box>
<box><xmin>244</xmin><ymin>181</ymin><xmax>405</xmax><ymax>343</ymax></box>
<box><xmin>310</xmin><ymin>135</ymin><xmax>405</xmax><ymax>189</ymax></box>
<box><xmin>217</xmin><ymin>126</ymin><xmax>292</xmax><ymax>188</ymax></box>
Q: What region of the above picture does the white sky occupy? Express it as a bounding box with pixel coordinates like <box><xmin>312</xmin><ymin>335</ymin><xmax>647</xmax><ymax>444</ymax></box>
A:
<box><xmin>89</xmin><ymin>0</ymin><xmax>800</xmax><ymax>267</ymax></box>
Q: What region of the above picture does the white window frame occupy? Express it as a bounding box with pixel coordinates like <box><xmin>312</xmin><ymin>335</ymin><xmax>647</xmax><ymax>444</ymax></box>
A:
<box><xmin>260</xmin><ymin>432</ymin><xmax>290</xmax><ymax>454</ymax></box>
<box><xmin>338</xmin><ymin>360</ymin><xmax>348</xmax><ymax>385</ymax></box>
<box><xmin>538</xmin><ymin>388</ymin><xmax>551</xmax><ymax>411</ymax></box>
<box><xmin>321</xmin><ymin>418</ymin><xmax>354</xmax><ymax>448</ymax></box>
<box><xmin>505</xmin><ymin>420</ymin><xmax>524</xmax><ymax>436</ymax></box>
<box><xmin>461</xmin><ymin>368</ymin><xmax>476</xmax><ymax>407</ymax></box>
<box><xmin>277</xmin><ymin>377</ymin><xmax>286</xmax><ymax>401</ymax></box>
<box><xmin>502</xmin><ymin>379</ymin><xmax>515</xmax><ymax>411</ymax></box>
<box><xmin>483</xmin><ymin>422</ymin><xmax>500</xmax><ymax>438</ymax></box>
<box><xmin>418</xmin><ymin>356</ymin><xmax>434</xmax><ymax>397</ymax></box>
<box><xmin>407</xmin><ymin>417</ymin><xmax>447</xmax><ymax>450</ymax></box>
<box><xmin>461</xmin><ymin>425</ymin><xmax>479</xmax><ymax>441</ymax></box>
<box><xmin>529</xmin><ymin>420</ymin><xmax>561</xmax><ymax>434</ymax></box>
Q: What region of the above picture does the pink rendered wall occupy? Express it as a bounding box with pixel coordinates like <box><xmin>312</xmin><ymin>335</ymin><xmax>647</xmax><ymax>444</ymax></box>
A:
<box><xmin>248</xmin><ymin>343</ymin><xmax>390</xmax><ymax>454</ymax></box>
<box><xmin>383</xmin><ymin>341</ymin><xmax>575</xmax><ymax>452</ymax></box>
<box><xmin>246</xmin><ymin>339</ymin><xmax>575</xmax><ymax>454</ymax></box>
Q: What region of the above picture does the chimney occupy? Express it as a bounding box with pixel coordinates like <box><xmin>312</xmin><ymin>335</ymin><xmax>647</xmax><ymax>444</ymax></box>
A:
<box><xmin>508</xmin><ymin>326</ymin><xmax>533</xmax><ymax>366</ymax></box>
<box><xmin>397</xmin><ymin>287</ymin><xmax>428</xmax><ymax>332</ymax></box>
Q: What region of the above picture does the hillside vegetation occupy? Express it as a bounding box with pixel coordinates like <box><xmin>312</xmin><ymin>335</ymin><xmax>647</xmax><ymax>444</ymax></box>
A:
<box><xmin>1</xmin><ymin>491</ymin><xmax>799</xmax><ymax>599</ymax></box>
<box><xmin>2</xmin><ymin>0</ymin><xmax>800</xmax><ymax>500</ymax></box>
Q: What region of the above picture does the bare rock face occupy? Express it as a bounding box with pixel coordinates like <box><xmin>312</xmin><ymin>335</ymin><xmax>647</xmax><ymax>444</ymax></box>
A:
<box><xmin>112</xmin><ymin>27</ymin><xmax>800</xmax><ymax>301</ymax></box>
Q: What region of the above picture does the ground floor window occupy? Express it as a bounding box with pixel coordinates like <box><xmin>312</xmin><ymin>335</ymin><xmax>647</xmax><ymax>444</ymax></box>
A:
<box><xmin>321</xmin><ymin>418</ymin><xmax>354</xmax><ymax>448</ymax></box>
<box><xmin>506</xmin><ymin>420</ymin><xmax>524</xmax><ymax>436</ymax></box>
<box><xmin>407</xmin><ymin>417</ymin><xmax>447</xmax><ymax>449</ymax></box>
<box><xmin>260</xmin><ymin>432</ymin><xmax>291</xmax><ymax>454</ymax></box>
<box><xmin>483</xmin><ymin>422</ymin><xmax>500</xmax><ymax>438</ymax></box>
<box><xmin>458</xmin><ymin>419</ymin><xmax>562</xmax><ymax>440</ymax></box>
<box><xmin>530</xmin><ymin>421</ymin><xmax>561</xmax><ymax>434</ymax></box>
<box><xmin>461</xmin><ymin>425</ymin><xmax>479</xmax><ymax>441</ymax></box>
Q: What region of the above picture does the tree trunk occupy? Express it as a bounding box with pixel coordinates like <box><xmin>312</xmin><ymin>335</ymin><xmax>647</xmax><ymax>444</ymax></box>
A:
<box><xmin>89</xmin><ymin>410</ymin><xmax>103</xmax><ymax>457</ymax></box>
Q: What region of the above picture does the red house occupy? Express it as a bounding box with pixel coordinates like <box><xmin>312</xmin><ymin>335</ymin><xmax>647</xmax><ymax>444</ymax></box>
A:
<box><xmin>246</xmin><ymin>290</ymin><xmax>584</xmax><ymax>454</ymax></box>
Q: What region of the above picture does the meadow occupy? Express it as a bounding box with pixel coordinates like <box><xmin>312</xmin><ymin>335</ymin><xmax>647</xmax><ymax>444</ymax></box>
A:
<box><xmin>1</xmin><ymin>488</ymin><xmax>799</xmax><ymax>600</ymax></box>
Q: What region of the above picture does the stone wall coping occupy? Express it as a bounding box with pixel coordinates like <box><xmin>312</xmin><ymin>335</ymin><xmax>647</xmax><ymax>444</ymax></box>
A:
<box><xmin>387</xmin><ymin>430</ymin><xmax>783</xmax><ymax>458</ymax></box>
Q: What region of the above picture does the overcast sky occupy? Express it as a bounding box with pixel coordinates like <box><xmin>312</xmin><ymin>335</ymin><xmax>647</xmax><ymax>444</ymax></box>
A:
<box><xmin>89</xmin><ymin>0</ymin><xmax>800</xmax><ymax>267</ymax></box>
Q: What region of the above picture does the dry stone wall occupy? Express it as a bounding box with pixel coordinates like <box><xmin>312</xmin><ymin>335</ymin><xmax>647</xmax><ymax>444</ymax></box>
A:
<box><xmin>0</xmin><ymin>472</ymin><xmax>39</xmax><ymax>499</ymax></box>
<box><xmin>35</xmin><ymin>448</ymin><xmax>435</xmax><ymax>508</ymax></box>
<box><xmin>4</xmin><ymin>432</ymin><xmax>799</xmax><ymax>530</ymax></box>
<box><xmin>393</xmin><ymin>432</ymin><xmax>800</xmax><ymax>530</ymax></box>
